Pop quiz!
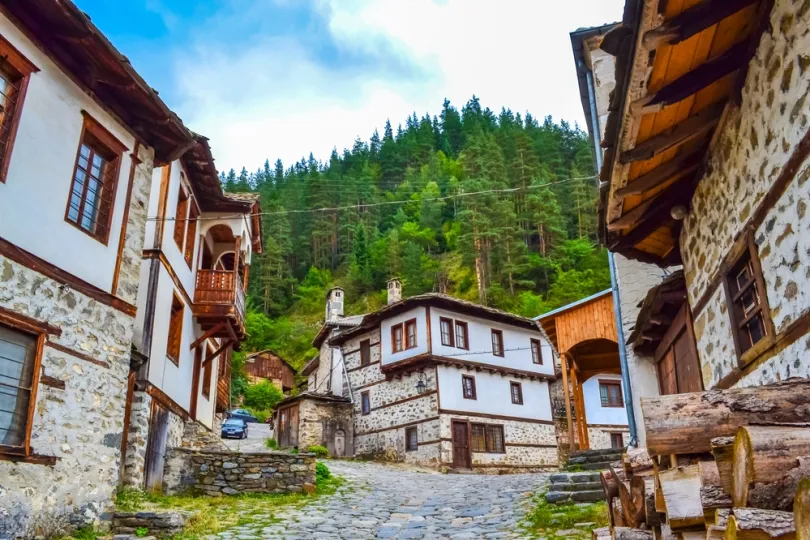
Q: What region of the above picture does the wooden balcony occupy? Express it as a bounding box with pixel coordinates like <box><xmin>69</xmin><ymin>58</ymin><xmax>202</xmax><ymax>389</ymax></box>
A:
<box><xmin>192</xmin><ymin>269</ymin><xmax>246</xmax><ymax>341</ymax></box>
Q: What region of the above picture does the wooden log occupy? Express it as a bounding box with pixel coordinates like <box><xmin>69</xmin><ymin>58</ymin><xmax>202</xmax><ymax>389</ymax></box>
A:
<box><xmin>725</xmin><ymin>509</ymin><xmax>795</xmax><ymax>540</ymax></box>
<box><xmin>613</xmin><ymin>498</ymin><xmax>627</xmax><ymax>528</ymax></box>
<box><xmin>715</xmin><ymin>509</ymin><xmax>731</xmax><ymax>528</ymax></box>
<box><xmin>699</xmin><ymin>461</ymin><xmax>732</xmax><ymax>522</ymax></box>
<box><xmin>711</xmin><ymin>437</ymin><xmax>735</xmax><ymax>495</ymax></box>
<box><xmin>658</xmin><ymin>465</ymin><xmax>704</xmax><ymax>531</ymax></box>
<box><xmin>602</xmin><ymin>469</ymin><xmax>620</xmax><ymax>501</ymax></box>
<box><xmin>638</xmin><ymin>475</ymin><xmax>662</xmax><ymax>527</ymax></box>
<box><xmin>732</xmin><ymin>425</ymin><xmax>810</xmax><ymax>510</ymax></box>
<box><xmin>612</xmin><ymin>460</ymin><xmax>629</xmax><ymax>483</ymax></box>
<box><xmin>625</xmin><ymin>447</ymin><xmax>655</xmax><ymax>477</ymax></box>
<box><xmin>655</xmin><ymin>525</ymin><xmax>677</xmax><ymax>540</ymax></box>
<box><xmin>640</xmin><ymin>380</ymin><xmax>810</xmax><ymax>456</ymax></box>
<box><xmin>797</xmin><ymin>478</ymin><xmax>810</xmax><ymax>540</ymax></box>
<box><xmin>615</xmin><ymin>528</ymin><xmax>654</xmax><ymax>540</ymax></box>
<box><xmin>678</xmin><ymin>533</ymin><xmax>706</xmax><ymax>540</ymax></box>
<box><xmin>708</xmin><ymin>527</ymin><xmax>726</xmax><ymax>540</ymax></box>
<box><xmin>627</xmin><ymin>475</ymin><xmax>651</xmax><ymax>527</ymax></box>
<box><xmin>594</xmin><ymin>527</ymin><xmax>612</xmax><ymax>540</ymax></box>
<box><xmin>620</xmin><ymin>479</ymin><xmax>642</xmax><ymax>528</ymax></box>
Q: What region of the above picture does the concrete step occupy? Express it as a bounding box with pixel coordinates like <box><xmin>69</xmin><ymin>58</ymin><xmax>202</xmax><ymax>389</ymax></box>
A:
<box><xmin>545</xmin><ymin>490</ymin><xmax>605</xmax><ymax>504</ymax></box>
<box><xmin>547</xmin><ymin>481</ymin><xmax>602</xmax><ymax>492</ymax></box>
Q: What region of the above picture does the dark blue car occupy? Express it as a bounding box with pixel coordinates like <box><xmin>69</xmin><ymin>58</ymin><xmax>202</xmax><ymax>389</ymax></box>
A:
<box><xmin>227</xmin><ymin>408</ymin><xmax>258</xmax><ymax>423</ymax></box>
<box><xmin>221</xmin><ymin>418</ymin><xmax>248</xmax><ymax>439</ymax></box>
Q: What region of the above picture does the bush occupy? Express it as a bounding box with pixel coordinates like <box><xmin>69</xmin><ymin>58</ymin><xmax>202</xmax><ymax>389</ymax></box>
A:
<box><xmin>315</xmin><ymin>462</ymin><xmax>331</xmax><ymax>484</ymax></box>
<box><xmin>243</xmin><ymin>381</ymin><xmax>284</xmax><ymax>411</ymax></box>
<box><xmin>265</xmin><ymin>438</ymin><xmax>278</xmax><ymax>449</ymax></box>
<box><xmin>307</xmin><ymin>445</ymin><xmax>328</xmax><ymax>458</ymax></box>
<box><xmin>247</xmin><ymin>408</ymin><xmax>270</xmax><ymax>423</ymax></box>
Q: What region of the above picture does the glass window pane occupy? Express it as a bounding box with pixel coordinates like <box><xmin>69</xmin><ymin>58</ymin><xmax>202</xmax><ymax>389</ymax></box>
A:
<box><xmin>0</xmin><ymin>326</ymin><xmax>37</xmax><ymax>447</ymax></box>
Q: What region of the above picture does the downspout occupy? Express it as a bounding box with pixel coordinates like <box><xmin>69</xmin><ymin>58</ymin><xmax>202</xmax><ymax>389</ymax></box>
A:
<box><xmin>585</xmin><ymin>69</ymin><xmax>638</xmax><ymax>446</ymax></box>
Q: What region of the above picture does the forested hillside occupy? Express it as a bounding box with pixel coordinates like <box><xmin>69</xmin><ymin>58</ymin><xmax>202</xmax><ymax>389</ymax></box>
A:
<box><xmin>222</xmin><ymin>96</ymin><xmax>609</xmax><ymax>371</ymax></box>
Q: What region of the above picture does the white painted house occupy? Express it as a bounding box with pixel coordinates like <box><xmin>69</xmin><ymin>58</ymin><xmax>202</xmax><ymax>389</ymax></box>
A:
<box><xmin>0</xmin><ymin>1</ymin><xmax>195</xmax><ymax>534</ymax></box>
<box><xmin>279</xmin><ymin>280</ymin><xmax>560</xmax><ymax>472</ymax></box>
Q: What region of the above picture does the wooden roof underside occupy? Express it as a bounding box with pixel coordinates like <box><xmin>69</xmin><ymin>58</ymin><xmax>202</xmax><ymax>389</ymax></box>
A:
<box><xmin>626</xmin><ymin>269</ymin><xmax>688</xmax><ymax>355</ymax></box>
<box><xmin>536</xmin><ymin>292</ymin><xmax>618</xmax><ymax>355</ymax></box>
<box><xmin>599</xmin><ymin>0</ymin><xmax>772</xmax><ymax>266</ymax></box>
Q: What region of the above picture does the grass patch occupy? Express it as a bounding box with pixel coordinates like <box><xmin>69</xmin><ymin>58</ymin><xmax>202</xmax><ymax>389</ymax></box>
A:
<box><xmin>524</xmin><ymin>492</ymin><xmax>608</xmax><ymax>539</ymax></box>
<box><xmin>265</xmin><ymin>438</ymin><xmax>278</xmax><ymax>449</ymax></box>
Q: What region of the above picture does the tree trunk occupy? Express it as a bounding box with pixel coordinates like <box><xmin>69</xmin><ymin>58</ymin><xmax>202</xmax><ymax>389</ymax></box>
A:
<box><xmin>796</xmin><ymin>478</ymin><xmax>810</xmax><ymax>540</ymax></box>
<box><xmin>624</xmin><ymin>447</ymin><xmax>654</xmax><ymax>477</ymax></box>
<box><xmin>699</xmin><ymin>460</ymin><xmax>732</xmax><ymax>521</ymax></box>
<box><xmin>593</xmin><ymin>527</ymin><xmax>611</xmax><ymax>540</ymax></box>
<box><xmin>715</xmin><ymin>508</ymin><xmax>732</xmax><ymax>527</ymax></box>
<box><xmin>620</xmin><ymin>478</ymin><xmax>643</xmax><ymax>527</ymax></box>
<box><xmin>614</xmin><ymin>528</ymin><xmax>653</xmax><ymax>540</ymax></box>
<box><xmin>707</xmin><ymin>526</ymin><xmax>726</xmax><ymax>540</ymax></box>
<box><xmin>732</xmin><ymin>425</ymin><xmax>810</xmax><ymax>510</ymax></box>
<box><xmin>538</xmin><ymin>224</ymin><xmax>546</xmax><ymax>256</ymax></box>
<box><xmin>474</xmin><ymin>232</ymin><xmax>485</xmax><ymax>304</ymax></box>
<box><xmin>631</xmin><ymin>475</ymin><xmax>660</xmax><ymax>527</ymax></box>
<box><xmin>726</xmin><ymin>509</ymin><xmax>795</xmax><ymax>540</ymax></box>
<box><xmin>601</xmin><ymin>470</ymin><xmax>619</xmax><ymax>501</ymax></box>
<box><xmin>710</xmin><ymin>436</ymin><xmax>735</xmax><ymax>496</ymax></box>
<box><xmin>640</xmin><ymin>380</ymin><xmax>810</xmax><ymax>456</ymax></box>
<box><xmin>658</xmin><ymin>464</ymin><xmax>704</xmax><ymax>531</ymax></box>
<box><xmin>654</xmin><ymin>524</ymin><xmax>676</xmax><ymax>540</ymax></box>
<box><xmin>612</xmin><ymin>498</ymin><xmax>627</xmax><ymax>528</ymax></box>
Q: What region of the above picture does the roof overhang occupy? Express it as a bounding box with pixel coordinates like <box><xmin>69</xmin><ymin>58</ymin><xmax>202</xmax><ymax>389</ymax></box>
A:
<box><xmin>274</xmin><ymin>392</ymin><xmax>351</xmax><ymax>409</ymax></box>
<box><xmin>379</xmin><ymin>353</ymin><xmax>557</xmax><ymax>383</ymax></box>
<box><xmin>570</xmin><ymin>23</ymin><xmax>620</xmax><ymax>139</ymax></box>
<box><xmin>245</xmin><ymin>349</ymin><xmax>297</xmax><ymax>374</ymax></box>
<box><xmin>598</xmin><ymin>0</ymin><xmax>772</xmax><ymax>266</ymax></box>
<box><xmin>626</xmin><ymin>270</ymin><xmax>687</xmax><ymax>355</ymax></box>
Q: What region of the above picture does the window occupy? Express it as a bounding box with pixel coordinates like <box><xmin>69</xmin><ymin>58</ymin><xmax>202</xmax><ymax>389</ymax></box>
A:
<box><xmin>65</xmin><ymin>113</ymin><xmax>126</xmax><ymax>244</ymax></box>
<box><xmin>172</xmin><ymin>177</ymin><xmax>199</xmax><ymax>268</ymax></box>
<box><xmin>440</xmin><ymin>317</ymin><xmax>454</xmax><ymax>347</ymax></box>
<box><xmin>471</xmin><ymin>424</ymin><xmax>505</xmax><ymax>453</ymax></box>
<box><xmin>531</xmin><ymin>339</ymin><xmax>543</xmax><ymax>364</ymax></box>
<box><xmin>0</xmin><ymin>323</ymin><xmax>42</xmax><ymax>454</ymax></box>
<box><xmin>455</xmin><ymin>321</ymin><xmax>469</xmax><ymax>350</ymax></box>
<box><xmin>462</xmin><ymin>375</ymin><xmax>476</xmax><ymax>400</ymax></box>
<box><xmin>491</xmin><ymin>329</ymin><xmax>504</xmax><ymax>357</ymax></box>
<box><xmin>361</xmin><ymin>391</ymin><xmax>370</xmax><ymax>415</ymax></box>
<box><xmin>405</xmin><ymin>319</ymin><xmax>417</xmax><ymax>349</ymax></box>
<box><xmin>202</xmin><ymin>345</ymin><xmax>213</xmax><ymax>400</ymax></box>
<box><xmin>600</xmin><ymin>380</ymin><xmax>624</xmax><ymax>408</ymax></box>
<box><xmin>0</xmin><ymin>36</ymin><xmax>37</xmax><ymax>183</ymax></box>
<box><xmin>405</xmin><ymin>426</ymin><xmax>418</xmax><ymax>451</ymax></box>
<box><xmin>510</xmin><ymin>381</ymin><xmax>523</xmax><ymax>405</ymax></box>
<box><xmin>391</xmin><ymin>324</ymin><xmax>404</xmax><ymax>353</ymax></box>
<box><xmin>610</xmin><ymin>432</ymin><xmax>624</xmax><ymax>449</ymax></box>
<box><xmin>166</xmin><ymin>294</ymin><xmax>184</xmax><ymax>365</ymax></box>
<box><xmin>360</xmin><ymin>339</ymin><xmax>371</xmax><ymax>366</ymax></box>
<box><xmin>724</xmin><ymin>240</ymin><xmax>770</xmax><ymax>359</ymax></box>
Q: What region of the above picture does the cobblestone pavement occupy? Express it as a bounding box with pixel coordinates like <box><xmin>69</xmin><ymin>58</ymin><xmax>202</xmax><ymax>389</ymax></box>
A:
<box><xmin>216</xmin><ymin>460</ymin><xmax>550</xmax><ymax>539</ymax></box>
<box><xmin>223</xmin><ymin>422</ymin><xmax>273</xmax><ymax>453</ymax></box>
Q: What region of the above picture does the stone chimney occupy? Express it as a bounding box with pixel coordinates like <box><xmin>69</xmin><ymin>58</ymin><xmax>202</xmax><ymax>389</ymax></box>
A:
<box><xmin>325</xmin><ymin>287</ymin><xmax>344</xmax><ymax>320</ymax></box>
<box><xmin>387</xmin><ymin>278</ymin><xmax>402</xmax><ymax>305</ymax></box>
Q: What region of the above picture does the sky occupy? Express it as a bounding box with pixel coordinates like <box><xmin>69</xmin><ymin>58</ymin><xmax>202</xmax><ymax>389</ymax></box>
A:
<box><xmin>75</xmin><ymin>0</ymin><xmax>625</xmax><ymax>174</ymax></box>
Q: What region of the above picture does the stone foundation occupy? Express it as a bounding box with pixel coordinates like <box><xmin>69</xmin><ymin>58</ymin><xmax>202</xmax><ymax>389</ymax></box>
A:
<box><xmin>587</xmin><ymin>426</ymin><xmax>629</xmax><ymax>450</ymax></box>
<box><xmin>112</xmin><ymin>511</ymin><xmax>190</xmax><ymax>537</ymax></box>
<box><xmin>122</xmin><ymin>391</ymin><xmax>152</xmax><ymax>488</ymax></box>
<box><xmin>163</xmin><ymin>449</ymin><xmax>316</xmax><ymax>496</ymax></box>
<box><xmin>297</xmin><ymin>399</ymin><xmax>354</xmax><ymax>456</ymax></box>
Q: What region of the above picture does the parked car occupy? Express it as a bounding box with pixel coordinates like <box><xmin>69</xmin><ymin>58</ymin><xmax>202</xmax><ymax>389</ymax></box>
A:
<box><xmin>221</xmin><ymin>418</ymin><xmax>248</xmax><ymax>439</ymax></box>
<box><xmin>227</xmin><ymin>408</ymin><xmax>258</xmax><ymax>423</ymax></box>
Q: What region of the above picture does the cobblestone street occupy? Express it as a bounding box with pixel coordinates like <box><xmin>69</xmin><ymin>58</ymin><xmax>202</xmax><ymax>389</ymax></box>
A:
<box><xmin>214</xmin><ymin>460</ymin><xmax>550</xmax><ymax>539</ymax></box>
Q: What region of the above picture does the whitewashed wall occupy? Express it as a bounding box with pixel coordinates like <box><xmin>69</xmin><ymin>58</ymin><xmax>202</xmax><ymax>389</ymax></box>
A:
<box><xmin>380</xmin><ymin>307</ymin><xmax>429</xmax><ymax>364</ymax></box>
<box><xmin>581</xmin><ymin>373</ymin><xmax>628</xmax><ymax>426</ymax></box>
<box><xmin>0</xmin><ymin>14</ymin><xmax>137</xmax><ymax>293</ymax></box>
<box><xmin>436</xmin><ymin>366</ymin><xmax>552</xmax><ymax>421</ymax></box>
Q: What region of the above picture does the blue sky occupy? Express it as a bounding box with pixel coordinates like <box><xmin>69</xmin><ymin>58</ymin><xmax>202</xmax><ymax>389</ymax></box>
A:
<box><xmin>75</xmin><ymin>0</ymin><xmax>625</xmax><ymax>173</ymax></box>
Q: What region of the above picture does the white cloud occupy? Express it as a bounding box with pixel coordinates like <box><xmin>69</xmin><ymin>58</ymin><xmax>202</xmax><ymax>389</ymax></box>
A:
<box><xmin>172</xmin><ymin>0</ymin><xmax>624</xmax><ymax>173</ymax></box>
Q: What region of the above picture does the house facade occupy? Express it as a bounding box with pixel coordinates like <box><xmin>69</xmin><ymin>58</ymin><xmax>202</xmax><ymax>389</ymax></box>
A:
<box><xmin>277</xmin><ymin>280</ymin><xmax>559</xmax><ymax>472</ymax></box>
<box><xmin>0</xmin><ymin>1</ymin><xmax>194</xmax><ymax>535</ymax></box>
<box><xmin>245</xmin><ymin>350</ymin><xmax>296</xmax><ymax>391</ymax></box>
<box><xmin>589</xmin><ymin>0</ymin><xmax>810</xmax><ymax>407</ymax></box>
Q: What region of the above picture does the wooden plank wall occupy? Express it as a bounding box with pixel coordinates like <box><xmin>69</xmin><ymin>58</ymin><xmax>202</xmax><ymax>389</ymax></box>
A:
<box><xmin>555</xmin><ymin>294</ymin><xmax>618</xmax><ymax>353</ymax></box>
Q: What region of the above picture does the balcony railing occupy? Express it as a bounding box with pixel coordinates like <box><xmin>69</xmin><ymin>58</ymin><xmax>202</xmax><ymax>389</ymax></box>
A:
<box><xmin>194</xmin><ymin>269</ymin><xmax>246</xmax><ymax>322</ymax></box>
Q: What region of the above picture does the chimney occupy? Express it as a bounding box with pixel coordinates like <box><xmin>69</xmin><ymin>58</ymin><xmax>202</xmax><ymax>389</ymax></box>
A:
<box><xmin>325</xmin><ymin>287</ymin><xmax>344</xmax><ymax>320</ymax></box>
<box><xmin>387</xmin><ymin>278</ymin><xmax>402</xmax><ymax>305</ymax></box>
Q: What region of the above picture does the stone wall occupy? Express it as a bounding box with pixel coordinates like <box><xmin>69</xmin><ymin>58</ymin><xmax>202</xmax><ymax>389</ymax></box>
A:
<box><xmin>587</xmin><ymin>427</ymin><xmax>629</xmax><ymax>450</ymax></box>
<box><xmin>355</xmin><ymin>418</ymin><xmax>442</xmax><ymax>465</ymax></box>
<box><xmin>122</xmin><ymin>391</ymin><xmax>152</xmax><ymax>488</ymax></box>
<box><xmin>0</xmin><ymin>257</ymin><xmax>138</xmax><ymax>536</ymax></box>
<box><xmin>297</xmin><ymin>399</ymin><xmax>354</xmax><ymax>457</ymax></box>
<box><xmin>163</xmin><ymin>449</ymin><xmax>316</xmax><ymax>496</ymax></box>
<box><xmin>680</xmin><ymin>0</ymin><xmax>810</xmax><ymax>390</ymax></box>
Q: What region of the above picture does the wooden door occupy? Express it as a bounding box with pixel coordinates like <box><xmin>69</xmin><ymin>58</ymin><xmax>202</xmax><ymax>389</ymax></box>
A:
<box><xmin>144</xmin><ymin>402</ymin><xmax>170</xmax><ymax>493</ymax></box>
<box><xmin>655</xmin><ymin>305</ymin><xmax>703</xmax><ymax>395</ymax></box>
<box><xmin>673</xmin><ymin>329</ymin><xmax>702</xmax><ymax>393</ymax></box>
<box><xmin>289</xmin><ymin>405</ymin><xmax>299</xmax><ymax>447</ymax></box>
<box><xmin>452</xmin><ymin>421</ymin><xmax>471</xmax><ymax>469</ymax></box>
<box><xmin>278</xmin><ymin>404</ymin><xmax>299</xmax><ymax>448</ymax></box>
<box><xmin>334</xmin><ymin>429</ymin><xmax>345</xmax><ymax>457</ymax></box>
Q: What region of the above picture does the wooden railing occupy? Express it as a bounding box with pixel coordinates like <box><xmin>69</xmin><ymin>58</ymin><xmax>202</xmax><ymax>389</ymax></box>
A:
<box><xmin>194</xmin><ymin>269</ymin><xmax>246</xmax><ymax>321</ymax></box>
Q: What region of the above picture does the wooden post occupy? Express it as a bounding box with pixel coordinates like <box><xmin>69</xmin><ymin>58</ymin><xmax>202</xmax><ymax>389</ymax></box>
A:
<box><xmin>560</xmin><ymin>352</ymin><xmax>575</xmax><ymax>454</ymax></box>
<box><xmin>571</xmin><ymin>364</ymin><xmax>589</xmax><ymax>450</ymax></box>
<box><xmin>796</xmin><ymin>478</ymin><xmax>810</xmax><ymax>540</ymax></box>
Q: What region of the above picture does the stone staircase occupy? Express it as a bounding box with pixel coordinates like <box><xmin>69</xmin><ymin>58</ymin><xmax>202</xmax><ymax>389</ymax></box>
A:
<box><xmin>544</xmin><ymin>448</ymin><xmax>622</xmax><ymax>504</ymax></box>
<box><xmin>566</xmin><ymin>447</ymin><xmax>623</xmax><ymax>470</ymax></box>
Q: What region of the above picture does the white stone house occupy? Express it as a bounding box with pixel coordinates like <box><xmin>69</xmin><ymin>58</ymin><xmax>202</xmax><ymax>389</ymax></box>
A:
<box><xmin>123</xmin><ymin>138</ymin><xmax>262</xmax><ymax>491</ymax></box>
<box><xmin>278</xmin><ymin>280</ymin><xmax>559</xmax><ymax>472</ymax></box>
<box><xmin>0</xmin><ymin>1</ymin><xmax>195</xmax><ymax>535</ymax></box>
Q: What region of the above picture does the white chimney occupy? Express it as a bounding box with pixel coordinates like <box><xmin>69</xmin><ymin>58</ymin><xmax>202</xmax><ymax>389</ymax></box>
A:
<box><xmin>325</xmin><ymin>287</ymin><xmax>344</xmax><ymax>320</ymax></box>
<box><xmin>387</xmin><ymin>278</ymin><xmax>402</xmax><ymax>305</ymax></box>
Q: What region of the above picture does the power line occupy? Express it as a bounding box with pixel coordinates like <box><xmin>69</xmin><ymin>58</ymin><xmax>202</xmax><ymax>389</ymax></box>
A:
<box><xmin>150</xmin><ymin>174</ymin><xmax>595</xmax><ymax>223</ymax></box>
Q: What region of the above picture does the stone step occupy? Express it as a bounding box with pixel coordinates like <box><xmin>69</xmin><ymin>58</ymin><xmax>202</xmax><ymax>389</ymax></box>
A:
<box><xmin>567</xmin><ymin>452</ymin><xmax>622</xmax><ymax>465</ymax></box>
<box><xmin>547</xmin><ymin>481</ymin><xmax>602</xmax><ymax>492</ymax></box>
<box><xmin>550</xmin><ymin>472</ymin><xmax>601</xmax><ymax>484</ymax></box>
<box><xmin>577</xmin><ymin>461</ymin><xmax>614</xmax><ymax>471</ymax></box>
<box><xmin>571</xmin><ymin>447</ymin><xmax>625</xmax><ymax>458</ymax></box>
<box><xmin>545</xmin><ymin>490</ymin><xmax>606</xmax><ymax>504</ymax></box>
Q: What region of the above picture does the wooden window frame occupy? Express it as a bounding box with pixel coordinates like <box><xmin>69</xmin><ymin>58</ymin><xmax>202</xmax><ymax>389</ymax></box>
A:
<box><xmin>530</xmin><ymin>338</ymin><xmax>542</xmax><ymax>364</ymax></box>
<box><xmin>360</xmin><ymin>339</ymin><xmax>371</xmax><ymax>366</ymax></box>
<box><xmin>361</xmin><ymin>391</ymin><xmax>370</xmax><ymax>415</ymax></box>
<box><xmin>172</xmin><ymin>172</ymin><xmax>200</xmax><ymax>269</ymax></box>
<box><xmin>202</xmin><ymin>343</ymin><xmax>213</xmax><ymax>400</ymax></box>
<box><xmin>454</xmin><ymin>321</ymin><xmax>469</xmax><ymax>350</ymax></box>
<box><xmin>440</xmin><ymin>317</ymin><xmax>454</xmax><ymax>347</ymax></box>
<box><xmin>64</xmin><ymin>112</ymin><xmax>127</xmax><ymax>245</ymax></box>
<box><xmin>391</xmin><ymin>324</ymin><xmax>404</xmax><ymax>353</ymax></box>
<box><xmin>0</xmin><ymin>311</ymin><xmax>47</xmax><ymax>460</ymax></box>
<box><xmin>470</xmin><ymin>423</ymin><xmax>505</xmax><ymax>454</ymax></box>
<box><xmin>510</xmin><ymin>381</ymin><xmax>523</xmax><ymax>405</ymax></box>
<box><xmin>599</xmin><ymin>379</ymin><xmax>624</xmax><ymax>408</ymax></box>
<box><xmin>461</xmin><ymin>374</ymin><xmax>477</xmax><ymax>400</ymax></box>
<box><xmin>491</xmin><ymin>329</ymin><xmax>504</xmax><ymax>357</ymax></box>
<box><xmin>405</xmin><ymin>426</ymin><xmax>418</xmax><ymax>452</ymax></box>
<box><xmin>166</xmin><ymin>293</ymin><xmax>184</xmax><ymax>365</ymax></box>
<box><xmin>0</xmin><ymin>36</ymin><xmax>37</xmax><ymax>184</ymax></box>
<box><xmin>610</xmin><ymin>432</ymin><xmax>624</xmax><ymax>449</ymax></box>
<box><xmin>404</xmin><ymin>318</ymin><xmax>417</xmax><ymax>350</ymax></box>
<box><xmin>722</xmin><ymin>232</ymin><xmax>774</xmax><ymax>367</ymax></box>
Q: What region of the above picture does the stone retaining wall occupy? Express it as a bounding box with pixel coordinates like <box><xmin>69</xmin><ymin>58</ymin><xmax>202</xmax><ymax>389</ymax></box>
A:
<box><xmin>163</xmin><ymin>449</ymin><xmax>316</xmax><ymax>496</ymax></box>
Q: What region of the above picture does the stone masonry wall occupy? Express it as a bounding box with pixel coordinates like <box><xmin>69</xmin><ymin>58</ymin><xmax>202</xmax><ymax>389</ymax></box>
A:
<box><xmin>354</xmin><ymin>418</ymin><xmax>442</xmax><ymax>465</ymax></box>
<box><xmin>297</xmin><ymin>399</ymin><xmax>354</xmax><ymax>457</ymax></box>
<box><xmin>122</xmin><ymin>391</ymin><xmax>152</xmax><ymax>488</ymax></box>
<box><xmin>587</xmin><ymin>427</ymin><xmax>629</xmax><ymax>451</ymax></box>
<box><xmin>163</xmin><ymin>449</ymin><xmax>316</xmax><ymax>496</ymax></box>
<box><xmin>680</xmin><ymin>0</ymin><xmax>810</xmax><ymax>389</ymax></box>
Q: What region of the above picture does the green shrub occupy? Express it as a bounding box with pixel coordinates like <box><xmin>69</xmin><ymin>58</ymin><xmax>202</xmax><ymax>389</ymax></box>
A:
<box><xmin>243</xmin><ymin>381</ymin><xmax>284</xmax><ymax>411</ymax></box>
<box><xmin>247</xmin><ymin>408</ymin><xmax>270</xmax><ymax>423</ymax></box>
<box><xmin>265</xmin><ymin>438</ymin><xmax>278</xmax><ymax>449</ymax></box>
<box><xmin>307</xmin><ymin>445</ymin><xmax>328</xmax><ymax>458</ymax></box>
<box><xmin>315</xmin><ymin>462</ymin><xmax>331</xmax><ymax>484</ymax></box>
<box><xmin>135</xmin><ymin>527</ymin><xmax>150</xmax><ymax>538</ymax></box>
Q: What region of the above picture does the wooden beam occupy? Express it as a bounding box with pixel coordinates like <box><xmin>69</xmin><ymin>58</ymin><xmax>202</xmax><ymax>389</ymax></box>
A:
<box><xmin>642</xmin><ymin>0</ymin><xmax>758</xmax><ymax>49</ymax></box>
<box><xmin>619</xmin><ymin>103</ymin><xmax>724</xmax><ymax>164</ymax></box>
<box><xmin>561</xmin><ymin>353</ymin><xmax>575</xmax><ymax>455</ymax></box>
<box><xmin>203</xmin><ymin>339</ymin><xmax>234</xmax><ymax>366</ymax></box>
<box><xmin>189</xmin><ymin>322</ymin><xmax>227</xmax><ymax>350</ymax></box>
<box><xmin>608</xmin><ymin>195</ymin><xmax>659</xmax><ymax>231</ymax></box>
<box><xmin>615</xmin><ymin>152</ymin><xmax>702</xmax><ymax>197</ymax></box>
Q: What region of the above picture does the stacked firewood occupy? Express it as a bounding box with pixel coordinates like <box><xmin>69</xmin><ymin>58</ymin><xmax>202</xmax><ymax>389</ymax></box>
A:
<box><xmin>592</xmin><ymin>379</ymin><xmax>810</xmax><ymax>540</ymax></box>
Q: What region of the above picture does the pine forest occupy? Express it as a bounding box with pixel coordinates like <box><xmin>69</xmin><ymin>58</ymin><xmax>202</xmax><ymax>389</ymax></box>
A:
<box><xmin>221</xmin><ymin>96</ymin><xmax>610</xmax><ymax>374</ymax></box>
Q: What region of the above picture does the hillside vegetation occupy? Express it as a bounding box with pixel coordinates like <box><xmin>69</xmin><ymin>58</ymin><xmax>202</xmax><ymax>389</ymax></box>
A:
<box><xmin>223</xmin><ymin>96</ymin><xmax>609</xmax><ymax>375</ymax></box>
